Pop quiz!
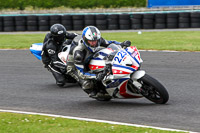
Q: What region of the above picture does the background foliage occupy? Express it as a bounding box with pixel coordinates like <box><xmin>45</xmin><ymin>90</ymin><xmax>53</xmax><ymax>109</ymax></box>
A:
<box><xmin>0</xmin><ymin>0</ymin><xmax>146</xmax><ymax>10</ymax></box>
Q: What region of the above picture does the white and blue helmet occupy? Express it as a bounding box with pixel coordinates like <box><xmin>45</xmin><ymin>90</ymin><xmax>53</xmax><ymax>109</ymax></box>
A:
<box><xmin>82</xmin><ymin>26</ymin><xmax>101</xmax><ymax>53</ymax></box>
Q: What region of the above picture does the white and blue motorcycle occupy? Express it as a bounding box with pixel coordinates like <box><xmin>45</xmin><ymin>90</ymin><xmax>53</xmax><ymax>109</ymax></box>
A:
<box><xmin>30</xmin><ymin>42</ymin><xmax>169</xmax><ymax>104</ymax></box>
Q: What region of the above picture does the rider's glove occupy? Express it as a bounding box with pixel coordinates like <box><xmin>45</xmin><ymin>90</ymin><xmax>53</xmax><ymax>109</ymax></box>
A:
<box><xmin>44</xmin><ymin>64</ymin><xmax>51</xmax><ymax>72</ymax></box>
<box><xmin>44</xmin><ymin>64</ymin><xmax>48</xmax><ymax>68</ymax></box>
<box><xmin>96</xmin><ymin>72</ymin><xmax>106</xmax><ymax>81</ymax></box>
<box><xmin>120</xmin><ymin>40</ymin><xmax>131</xmax><ymax>48</ymax></box>
<box><xmin>96</xmin><ymin>64</ymin><xmax>112</xmax><ymax>81</ymax></box>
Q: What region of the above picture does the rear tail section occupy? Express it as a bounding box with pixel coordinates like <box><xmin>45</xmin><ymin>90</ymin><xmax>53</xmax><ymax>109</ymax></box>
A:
<box><xmin>30</xmin><ymin>43</ymin><xmax>43</xmax><ymax>60</ymax></box>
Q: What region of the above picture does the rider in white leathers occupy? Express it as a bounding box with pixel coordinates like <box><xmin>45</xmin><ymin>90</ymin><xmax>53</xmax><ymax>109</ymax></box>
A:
<box><xmin>68</xmin><ymin>26</ymin><xmax>131</xmax><ymax>97</ymax></box>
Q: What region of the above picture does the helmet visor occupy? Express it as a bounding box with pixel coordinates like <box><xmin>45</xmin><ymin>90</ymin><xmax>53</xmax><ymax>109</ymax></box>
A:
<box><xmin>87</xmin><ymin>40</ymin><xmax>98</xmax><ymax>47</ymax></box>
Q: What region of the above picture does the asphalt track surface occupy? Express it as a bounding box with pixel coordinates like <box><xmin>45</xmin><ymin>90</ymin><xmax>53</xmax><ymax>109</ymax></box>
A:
<box><xmin>0</xmin><ymin>50</ymin><xmax>200</xmax><ymax>132</ymax></box>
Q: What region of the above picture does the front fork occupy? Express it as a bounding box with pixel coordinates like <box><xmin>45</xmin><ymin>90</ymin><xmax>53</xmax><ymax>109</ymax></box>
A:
<box><xmin>131</xmin><ymin>70</ymin><xmax>145</xmax><ymax>90</ymax></box>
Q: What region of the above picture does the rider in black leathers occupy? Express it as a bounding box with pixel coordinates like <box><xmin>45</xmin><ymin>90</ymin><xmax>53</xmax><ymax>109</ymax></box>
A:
<box><xmin>41</xmin><ymin>24</ymin><xmax>77</xmax><ymax>87</ymax></box>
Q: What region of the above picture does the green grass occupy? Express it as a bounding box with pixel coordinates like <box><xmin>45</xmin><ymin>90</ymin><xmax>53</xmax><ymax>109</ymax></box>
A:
<box><xmin>103</xmin><ymin>31</ymin><xmax>200</xmax><ymax>51</ymax></box>
<box><xmin>0</xmin><ymin>34</ymin><xmax>45</xmax><ymax>49</ymax></box>
<box><xmin>1</xmin><ymin>31</ymin><xmax>200</xmax><ymax>51</ymax></box>
<box><xmin>0</xmin><ymin>112</ymin><xmax>186</xmax><ymax>133</ymax></box>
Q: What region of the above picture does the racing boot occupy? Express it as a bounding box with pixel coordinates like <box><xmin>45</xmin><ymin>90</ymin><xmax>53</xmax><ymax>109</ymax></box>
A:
<box><xmin>88</xmin><ymin>89</ymin><xmax>98</xmax><ymax>98</ymax></box>
<box><xmin>56</xmin><ymin>81</ymin><xmax>65</xmax><ymax>87</ymax></box>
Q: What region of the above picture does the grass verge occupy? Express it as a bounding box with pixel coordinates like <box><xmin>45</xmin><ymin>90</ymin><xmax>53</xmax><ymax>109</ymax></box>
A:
<box><xmin>0</xmin><ymin>31</ymin><xmax>200</xmax><ymax>51</ymax></box>
<box><xmin>0</xmin><ymin>112</ymin><xmax>187</xmax><ymax>133</ymax></box>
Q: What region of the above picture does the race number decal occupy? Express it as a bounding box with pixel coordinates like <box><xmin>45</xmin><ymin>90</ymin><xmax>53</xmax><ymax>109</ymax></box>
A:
<box><xmin>114</xmin><ymin>50</ymin><xmax>127</xmax><ymax>63</ymax></box>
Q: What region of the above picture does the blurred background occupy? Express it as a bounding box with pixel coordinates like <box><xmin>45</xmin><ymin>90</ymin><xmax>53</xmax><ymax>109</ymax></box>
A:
<box><xmin>1</xmin><ymin>0</ymin><xmax>200</xmax><ymax>32</ymax></box>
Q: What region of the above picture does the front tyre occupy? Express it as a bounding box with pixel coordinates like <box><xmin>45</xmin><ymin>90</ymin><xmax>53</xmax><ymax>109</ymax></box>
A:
<box><xmin>139</xmin><ymin>74</ymin><xmax>169</xmax><ymax>104</ymax></box>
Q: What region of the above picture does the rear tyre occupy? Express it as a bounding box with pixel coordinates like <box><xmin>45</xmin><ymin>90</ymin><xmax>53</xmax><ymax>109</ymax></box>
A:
<box><xmin>139</xmin><ymin>74</ymin><xmax>169</xmax><ymax>104</ymax></box>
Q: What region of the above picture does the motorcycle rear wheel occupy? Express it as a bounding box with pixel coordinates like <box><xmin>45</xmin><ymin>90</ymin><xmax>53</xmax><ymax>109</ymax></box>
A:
<box><xmin>139</xmin><ymin>74</ymin><xmax>169</xmax><ymax>104</ymax></box>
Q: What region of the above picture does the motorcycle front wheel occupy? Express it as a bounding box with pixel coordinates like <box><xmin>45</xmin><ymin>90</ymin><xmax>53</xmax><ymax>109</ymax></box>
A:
<box><xmin>139</xmin><ymin>74</ymin><xmax>169</xmax><ymax>104</ymax></box>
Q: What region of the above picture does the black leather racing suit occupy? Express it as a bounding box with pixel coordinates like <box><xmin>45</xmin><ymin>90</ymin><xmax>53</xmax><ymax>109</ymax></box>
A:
<box><xmin>41</xmin><ymin>32</ymin><xmax>77</xmax><ymax>86</ymax></box>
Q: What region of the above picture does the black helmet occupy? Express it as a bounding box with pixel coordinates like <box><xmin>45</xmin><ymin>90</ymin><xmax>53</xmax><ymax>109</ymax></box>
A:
<box><xmin>50</xmin><ymin>24</ymin><xmax>67</xmax><ymax>44</ymax></box>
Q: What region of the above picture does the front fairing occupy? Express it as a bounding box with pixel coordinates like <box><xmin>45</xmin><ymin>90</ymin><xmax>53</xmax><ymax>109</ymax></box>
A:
<box><xmin>89</xmin><ymin>46</ymin><xmax>142</xmax><ymax>77</ymax></box>
<box><xmin>89</xmin><ymin>48</ymin><xmax>113</xmax><ymax>72</ymax></box>
<box><xmin>125</xmin><ymin>46</ymin><xmax>143</xmax><ymax>67</ymax></box>
<box><xmin>89</xmin><ymin>45</ymin><xmax>143</xmax><ymax>99</ymax></box>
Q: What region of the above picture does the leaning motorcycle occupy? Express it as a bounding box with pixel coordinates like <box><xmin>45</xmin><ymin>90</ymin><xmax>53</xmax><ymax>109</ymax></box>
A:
<box><xmin>58</xmin><ymin>43</ymin><xmax>169</xmax><ymax>104</ymax></box>
<box><xmin>30</xmin><ymin>43</ymin><xmax>169</xmax><ymax>104</ymax></box>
